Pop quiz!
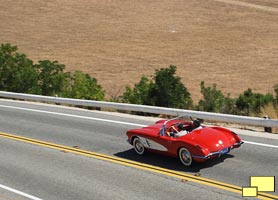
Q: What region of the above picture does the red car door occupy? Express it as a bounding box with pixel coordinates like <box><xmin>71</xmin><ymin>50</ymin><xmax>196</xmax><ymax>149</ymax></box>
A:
<box><xmin>149</xmin><ymin>134</ymin><xmax>174</xmax><ymax>155</ymax></box>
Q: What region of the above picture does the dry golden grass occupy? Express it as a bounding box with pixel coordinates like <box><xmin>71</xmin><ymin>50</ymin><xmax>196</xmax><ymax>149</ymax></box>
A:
<box><xmin>0</xmin><ymin>0</ymin><xmax>278</xmax><ymax>102</ymax></box>
<box><xmin>261</xmin><ymin>104</ymin><xmax>277</xmax><ymax>118</ymax></box>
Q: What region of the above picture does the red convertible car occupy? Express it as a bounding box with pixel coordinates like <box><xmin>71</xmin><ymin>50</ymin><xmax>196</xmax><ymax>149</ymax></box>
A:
<box><xmin>126</xmin><ymin>116</ymin><xmax>243</xmax><ymax>166</ymax></box>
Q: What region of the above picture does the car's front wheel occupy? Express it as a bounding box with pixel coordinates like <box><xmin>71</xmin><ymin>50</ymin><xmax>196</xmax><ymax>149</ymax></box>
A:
<box><xmin>133</xmin><ymin>137</ymin><xmax>145</xmax><ymax>155</ymax></box>
<box><xmin>179</xmin><ymin>147</ymin><xmax>193</xmax><ymax>166</ymax></box>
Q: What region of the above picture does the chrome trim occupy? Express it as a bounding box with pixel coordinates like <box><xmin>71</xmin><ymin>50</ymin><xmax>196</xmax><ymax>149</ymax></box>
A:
<box><xmin>192</xmin><ymin>151</ymin><xmax>220</xmax><ymax>159</ymax></box>
<box><xmin>192</xmin><ymin>155</ymin><xmax>210</xmax><ymax>159</ymax></box>
<box><xmin>192</xmin><ymin>147</ymin><xmax>232</xmax><ymax>159</ymax></box>
<box><xmin>231</xmin><ymin>141</ymin><xmax>244</xmax><ymax>149</ymax></box>
<box><xmin>235</xmin><ymin>141</ymin><xmax>244</xmax><ymax>145</ymax></box>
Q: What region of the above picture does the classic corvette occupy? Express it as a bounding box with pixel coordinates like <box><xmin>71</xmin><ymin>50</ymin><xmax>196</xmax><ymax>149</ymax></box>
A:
<box><xmin>126</xmin><ymin>116</ymin><xmax>243</xmax><ymax>166</ymax></box>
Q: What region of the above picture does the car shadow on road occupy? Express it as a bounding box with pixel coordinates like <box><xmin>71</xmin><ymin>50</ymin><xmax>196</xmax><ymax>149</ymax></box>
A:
<box><xmin>114</xmin><ymin>148</ymin><xmax>234</xmax><ymax>173</ymax></box>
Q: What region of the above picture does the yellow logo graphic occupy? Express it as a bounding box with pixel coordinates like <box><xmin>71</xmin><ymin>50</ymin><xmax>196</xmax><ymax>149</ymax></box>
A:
<box><xmin>242</xmin><ymin>187</ymin><xmax>258</xmax><ymax>197</ymax></box>
<box><xmin>242</xmin><ymin>176</ymin><xmax>275</xmax><ymax>197</ymax></box>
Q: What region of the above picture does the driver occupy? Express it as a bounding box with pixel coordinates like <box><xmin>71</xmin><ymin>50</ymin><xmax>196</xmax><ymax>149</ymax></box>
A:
<box><xmin>168</xmin><ymin>123</ymin><xmax>188</xmax><ymax>137</ymax></box>
<box><xmin>175</xmin><ymin>123</ymin><xmax>189</xmax><ymax>137</ymax></box>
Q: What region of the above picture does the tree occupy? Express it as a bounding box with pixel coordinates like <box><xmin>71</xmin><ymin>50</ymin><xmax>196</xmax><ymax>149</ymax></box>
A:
<box><xmin>150</xmin><ymin>65</ymin><xmax>192</xmax><ymax>108</ymax></box>
<box><xmin>122</xmin><ymin>65</ymin><xmax>193</xmax><ymax>109</ymax></box>
<box><xmin>35</xmin><ymin>60</ymin><xmax>70</xmax><ymax>96</ymax></box>
<box><xmin>66</xmin><ymin>71</ymin><xmax>105</xmax><ymax>100</ymax></box>
<box><xmin>0</xmin><ymin>43</ymin><xmax>39</xmax><ymax>93</ymax></box>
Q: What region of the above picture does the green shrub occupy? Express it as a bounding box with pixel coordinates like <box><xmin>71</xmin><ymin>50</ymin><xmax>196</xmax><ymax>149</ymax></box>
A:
<box><xmin>65</xmin><ymin>70</ymin><xmax>105</xmax><ymax>100</ymax></box>
<box><xmin>0</xmin><ymin>43</ymin><xmax>39</xmax><ymax>93</ymax></box>
<box><xmin>122</xmin><ymin>65</ymin><xmax>193</xmax><ymax>109</ymax></box>
<box><xmin>122</xmin><ymin>76</ymin><xmax>153</xmax><ymax>105</ymax></box>
<box><xmin>235</xmin><ymin>88</ymin><xmax>274</xmax><ymax>116</ymax></box>
<box><xmin>197</xmin><ymin>81</ymin><xmax>237</xmax><ymax>114</ymax></box>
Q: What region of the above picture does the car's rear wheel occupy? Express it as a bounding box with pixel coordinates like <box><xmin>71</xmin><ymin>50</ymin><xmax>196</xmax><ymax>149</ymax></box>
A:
<box><xmin>133</xmin><ymin>137</ymin><xmax>145</xmax><ymax>155</ymax></box>
<box><xmin>179</xmin><ymin>147</ymin><xmax>193</xmax><ymax>166</ymax></box>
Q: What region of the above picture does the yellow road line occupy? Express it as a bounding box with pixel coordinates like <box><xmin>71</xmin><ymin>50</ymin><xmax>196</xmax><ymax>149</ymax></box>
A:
<box><xmin>0</xmin><ymin>132</ymin><xmax>277</xmax><ymax>200</ymax></box>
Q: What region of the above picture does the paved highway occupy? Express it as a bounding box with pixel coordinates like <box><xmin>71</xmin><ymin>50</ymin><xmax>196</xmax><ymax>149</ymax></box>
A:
<box><xmin>0</xmin><ymin>99</ymin><xmax>277</xmax><ymax>199</ymax></box>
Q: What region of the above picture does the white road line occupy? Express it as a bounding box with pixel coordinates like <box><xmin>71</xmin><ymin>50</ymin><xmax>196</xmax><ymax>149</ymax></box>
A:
<box><xmin>1</xmin><ymin>104</ymin><xmax>278</xmax><ymax>149</ymax></box>
<box><xmin>0</xmin><ymin>183</ymin><xmax>43</xmax><ymax>200</ymax></box>
<box><xmin>0</xmin><ymin>104</ymin><xmax>146</xmax><ymax>127</ymax></box>
<box><xmin>243</xmin><ymin>141</ymin><xmax>278</xmax><ymax>148</ymax></box>
<box><xmin>214</xmin><ymin>0</ymin><xmax>278</xmax><ymax>13</ymax></box>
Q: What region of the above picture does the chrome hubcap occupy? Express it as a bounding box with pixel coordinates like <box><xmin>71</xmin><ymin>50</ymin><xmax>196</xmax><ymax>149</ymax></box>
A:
<box><xmin>134</xmin><ymin>139</ymin><xmax>144</xmax><ymax>154</ymax></box>
<box><xmin>180</xmin><ymin>148</ymin><xmax>192</xmax><ymax>166</ymax></box>
<box><xmin>135</xmin><ymin>141</ymin><xmax>143</xmax><ymax>152</ymax></box>
<box><xmin>180</xmin><ymin>149</ymin><xmax>191</xmax><ymax>164</ymax></box>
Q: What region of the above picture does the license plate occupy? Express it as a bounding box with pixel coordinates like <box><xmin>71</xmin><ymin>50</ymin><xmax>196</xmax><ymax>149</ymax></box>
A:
<box><xmin>220</xmin><ymin>148</ymin><xmax>229</xmax><ymax>155</ymax></box>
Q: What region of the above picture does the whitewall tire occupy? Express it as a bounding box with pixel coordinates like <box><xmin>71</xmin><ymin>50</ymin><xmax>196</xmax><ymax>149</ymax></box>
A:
<box><xmin>179</xmin><ymin>147</ymin><xmax>193</xmax><ymax>166</ymax></box>
<box><xmin>133</xmin><ymin>137</ymin><xmax>145</xmax><ymax>155</ymax></box>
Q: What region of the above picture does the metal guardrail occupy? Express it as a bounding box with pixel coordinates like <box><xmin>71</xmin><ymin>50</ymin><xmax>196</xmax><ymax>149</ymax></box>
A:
<box><xmin>0</xmin><ymin>91</ymin><xmax>277</xmax><ymax>128</ymax></box>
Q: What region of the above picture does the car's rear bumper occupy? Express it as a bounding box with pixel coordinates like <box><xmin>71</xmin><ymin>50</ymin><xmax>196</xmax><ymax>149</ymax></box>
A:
<box><xmin>231</xmin><ymin>141</ymin><xmax>244</xmax><ymax>148</ymax></box>
<box><xmin>192</xmin><ymin>141</ymin><xmax>244</xmax><ymax>159</ymax></box>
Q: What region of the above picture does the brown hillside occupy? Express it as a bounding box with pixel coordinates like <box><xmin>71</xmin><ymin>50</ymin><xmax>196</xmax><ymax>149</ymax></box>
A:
<box><xmin>0</xmin><ymin>0</ymin><xmax>278</xmax><ymax>102</ymax></box>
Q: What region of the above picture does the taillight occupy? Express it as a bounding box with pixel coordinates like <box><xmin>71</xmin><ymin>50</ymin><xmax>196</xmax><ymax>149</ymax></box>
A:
<box><xmin>231</xmin><ymin>131</ymin><xmax>241</xmax><ymax>142</ymax></box>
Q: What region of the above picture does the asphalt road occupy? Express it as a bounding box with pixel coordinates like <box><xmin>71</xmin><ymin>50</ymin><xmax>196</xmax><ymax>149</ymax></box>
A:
<box><xmin>0</xmin><ymin>99</ymin><xmax>277</xmax><ymax>200</ymax></box>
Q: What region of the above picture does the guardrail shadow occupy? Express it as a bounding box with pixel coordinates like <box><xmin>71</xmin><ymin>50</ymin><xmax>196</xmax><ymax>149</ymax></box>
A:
<box><xmin>114</xmin><ymin>148</ymin><xmax>234</xmax><ymax>173</ymax></box>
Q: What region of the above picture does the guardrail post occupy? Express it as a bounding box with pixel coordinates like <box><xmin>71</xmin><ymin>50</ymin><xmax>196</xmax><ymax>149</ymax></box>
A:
<box><xmin>263</xmin><ymin>115</ymin><xmax>272</xmax><ymax>133</ymax></box>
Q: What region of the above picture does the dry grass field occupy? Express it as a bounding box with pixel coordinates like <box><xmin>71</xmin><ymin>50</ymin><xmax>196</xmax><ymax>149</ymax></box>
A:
<box><xmin>0</xmin><ymin>0</ymin><xmax>278</xmax><ymax>103</ymax></box>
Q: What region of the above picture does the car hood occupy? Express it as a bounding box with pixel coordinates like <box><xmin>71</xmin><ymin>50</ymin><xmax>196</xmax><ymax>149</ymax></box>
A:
<box><xmin>181</xmin><ymin>127</ymin><xmax>233</xmax><ymax>151</ymax></box>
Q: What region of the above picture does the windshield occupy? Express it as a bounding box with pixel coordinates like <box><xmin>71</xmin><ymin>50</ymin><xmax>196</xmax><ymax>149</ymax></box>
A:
<box><xmin>159</xmin><ymin>115</ymin><xmax>192</xmax><ymax>136</ymax></box>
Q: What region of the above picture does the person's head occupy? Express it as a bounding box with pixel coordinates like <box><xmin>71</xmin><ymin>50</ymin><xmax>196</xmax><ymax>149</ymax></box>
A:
<box><xmin>193</xmin><ymin>120</ymin><xmax>201</xmax><ymax>128</ymax></box>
